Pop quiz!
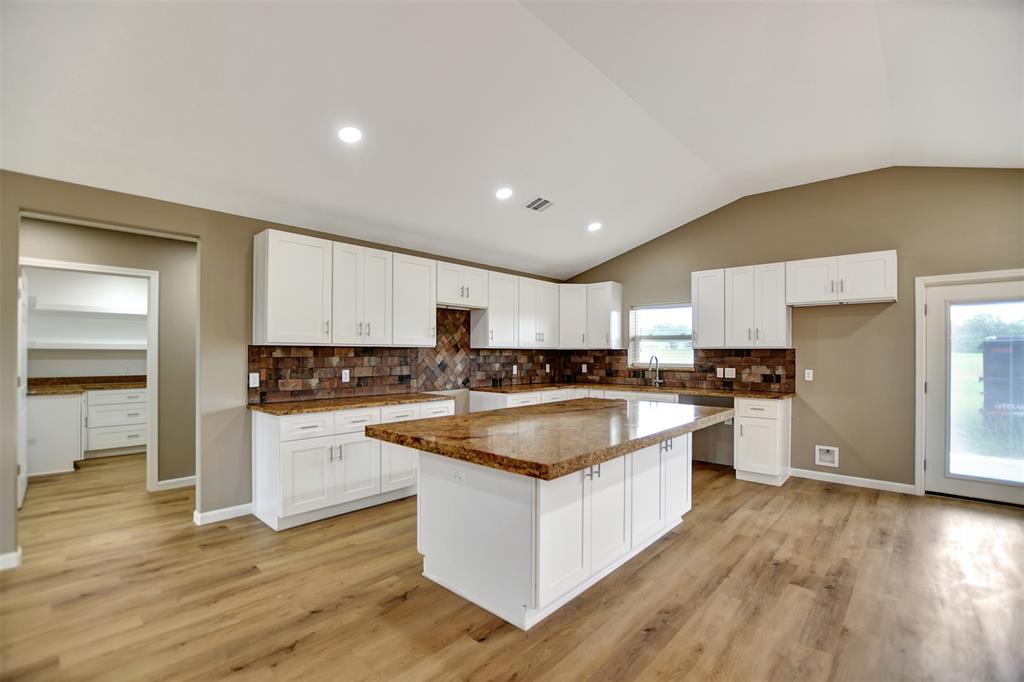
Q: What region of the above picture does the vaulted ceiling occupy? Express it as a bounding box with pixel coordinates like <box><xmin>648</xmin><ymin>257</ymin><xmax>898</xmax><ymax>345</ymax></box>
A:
<box><xmin>2</xmin><ymin>2</ymin><xmax>1020</xmax><ymax>278</ymax></box>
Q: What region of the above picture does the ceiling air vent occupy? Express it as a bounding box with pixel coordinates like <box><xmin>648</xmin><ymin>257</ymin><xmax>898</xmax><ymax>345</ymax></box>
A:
<box><xmin>524</xmin><ymin>196</ymin><xmax>553</xmax><ymax>212</ymax></box>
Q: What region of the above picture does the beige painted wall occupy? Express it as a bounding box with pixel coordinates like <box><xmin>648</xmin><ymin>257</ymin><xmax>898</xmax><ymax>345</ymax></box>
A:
<box><xmin>20</xmin><ymin>218</ymin><xmax>199</xmax><ymax>480</ymax></box>
<box><xmin>0</xmin><ymin>170</ymin><xmax>554</xmax><ymax>554</ymax></box>
<box><xmin>570</xmin><ymin>167</ymin><xmax>1024</xmax><ymax>485</ymax></box>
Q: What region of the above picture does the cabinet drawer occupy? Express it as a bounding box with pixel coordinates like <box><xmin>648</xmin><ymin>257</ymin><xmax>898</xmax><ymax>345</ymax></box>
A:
<box><xmin>419</xmin><ymin>401</ymin><xmax>455</xmax><ymax>418</ymax></box>
<box><xmin>87</xmin><ymin>389</ymin><xmax>148</xmax><ymax>406</ymax></box>
<box><xmin>334</xmin><ymin>408</ymin><xmax>381</xmax><ymax>434</ymax></box>
<box><xmin>87</xmin><ymin>402</ymin><xmax>148</xmax><ymax>428</ymax></box>
<box><xmin>280</xmin><ymin>413</ymin><xmax>333</xmax><ymax>441</ymax></box>
<box><xmin>88</xmin><ymin>424</ymin><xmax>147</xmax><ymax>451</ymax></box>
<box><xmin>381</xmin><ymin>404</ymin><xmax>421</xmax><ymax>423</ymax></box>
<box><xmin>507</xmin><ymin>394</ymin><xmax>540</xmax><ymax>407</ymax></box>
<box><xmin>736</xmin><ymin>399</ymin><xmax>781</xmax><ymax>420</ymax></box>
<box><xmin>540</xmin><ymin>390</ymin><xmax>567</xmax><ymax>403</ymax></box>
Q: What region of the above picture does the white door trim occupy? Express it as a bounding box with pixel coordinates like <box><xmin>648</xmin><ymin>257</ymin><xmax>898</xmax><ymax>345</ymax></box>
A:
<box><xmin>914</xmin><ymin>268</ymin><xmax>1024</xmax><ymax>495</ymax></box>
<box><xmin>19</xmin><ymin>256</ymin><xmax>162</xmax><ymax>493</ymax></box>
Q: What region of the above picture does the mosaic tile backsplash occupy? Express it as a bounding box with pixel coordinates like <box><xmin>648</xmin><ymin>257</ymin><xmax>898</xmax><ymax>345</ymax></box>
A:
<box><xmin>249</xmin><ymin>308</ymin><xmax>795</xmax><ymax>403</ymax></box>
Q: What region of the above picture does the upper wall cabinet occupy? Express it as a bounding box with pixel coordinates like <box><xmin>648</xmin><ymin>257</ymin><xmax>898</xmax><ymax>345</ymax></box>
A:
<box><xmin>332</xmin><ymin>243</ymin><xmax>392</xmax><ymax>346</ymax></box>
<box><xmin>586</xmin><ymin>282</ymin><xmax>624</xmax><ymax>350</ymax></box>
<box><xmin>558</xmin><ymin>284</ymin><xmax>588</xmax><ymax>349</ymax></box>
<box><xmin>786</xmin><ymin>250</ymin><xmax>897</xmax><ymax>306</ymax></box>
<box><xmin>692</xmin><ymin>269</ymin><xmax>725</xmax><ymax>349</ymax></box>
<box><xmin>471</xmin><ymin>272</ymin><xmax>518</xmax><ymax>348</ymax></box>
<box><xmin>724</xmin><ymin>263</ymin><xmax>791</xmax><ymax>348</ymax></box>
<box><xmin>254</xmin><ymin>230</ymin><xmax>333</xmax><ymax>345</ymax></box>
<box><xmin>392</xmin><ymin>254</ymin><xmax>437</xmax><ymax>347</ymax></box>
<box><xmin>437</xmin><ymin>262</ymin><xmax>488</xmax><ymax>309</ymax></box>
<box><xmin>518</xmin><ymin>278</ymin><xmax>559</xmax><ymax>348</ymax></box>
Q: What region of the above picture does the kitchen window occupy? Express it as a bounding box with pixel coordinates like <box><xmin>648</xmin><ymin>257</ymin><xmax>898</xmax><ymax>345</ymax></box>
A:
<box><xmin>628</xmin><ymin>303</ymin><xmax>694</xmax><ymax>368</ymax></box>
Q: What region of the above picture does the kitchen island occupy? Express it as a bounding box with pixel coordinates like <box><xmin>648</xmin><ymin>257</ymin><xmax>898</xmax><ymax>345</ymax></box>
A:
<box><xmin>366</xmin><ymin>397</ymin><xmax>734</xmax><ymax>630</ymax></box>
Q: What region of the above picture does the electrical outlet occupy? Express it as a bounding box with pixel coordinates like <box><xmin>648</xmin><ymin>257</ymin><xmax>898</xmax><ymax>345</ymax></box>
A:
<box><xmin>545</xmin><ymin>363</ymin><xmax>550</xmax><ymax>374</ymax></box>
<box><xmin>724</xmin><ymin>367</ymin><xmax>736</xmax><ymax>379</ymax></box>
<box><xmin>342</xmin><ymin>369</ymin><xmax>351</xmax><ymax>382</ymax></box>
<box><xmin>248</xmin><ymin>372</ymin><xmax>260</xmax><ymax>388</ymax></box>
<box><xmin>804</xmin><ymin>369</ymin><xmax>814</xmax><ymax>381</ymax></box>
<box><xmin>582</xmin><ymin>363</ymin><xmax>588</xmax><ymax>373</ymax></box>
<box><xmin>815</xmin><ymin>445</ymin><xmax>839</xmax><ymax>467</ymax></box>
<box><xmin>716</xmin><ymin>367</ymin><xmax>725</xmax><ymax>378</ymax></box>
<box><xmin>512</xmin><ymin>364</ymin><xmax>518</xmax><ymax>375</ymax></box>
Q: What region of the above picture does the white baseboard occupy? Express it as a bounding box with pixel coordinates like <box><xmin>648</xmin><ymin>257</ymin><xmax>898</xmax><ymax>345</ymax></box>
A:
<box><xmin>193</xmin><ymin>502</ymin><xmax>252</xmax><ymax>526</ymax></box>
<box><xmin>155</xmin><ymin>475</ymin><xmax>196</xmax><ymax>491</ymax></box>
<box><xmin>790</xmin><ymin>468</ymin><xmax>918</xmax><ymax>495</ymax></box>
<box><xmin>0</xmin><ymin>547</ymin><xmax>23</xmax><ymax>571</ymax></box>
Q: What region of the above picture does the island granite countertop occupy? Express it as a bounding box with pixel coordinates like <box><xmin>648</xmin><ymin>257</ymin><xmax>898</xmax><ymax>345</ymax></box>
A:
<box><xmin>365</xmin><ymin>397</ymin><xmax>734</xmax><ymax>480</ymax></box>
<box><xmin>470</xmin><ymin>382</ymin><xmax>794</xmax><ymax>400</ymax></box>
<box><xmin>248</xmin><ymin>392</ymin><xmax>451</xmax><ymax>415</ymax></box>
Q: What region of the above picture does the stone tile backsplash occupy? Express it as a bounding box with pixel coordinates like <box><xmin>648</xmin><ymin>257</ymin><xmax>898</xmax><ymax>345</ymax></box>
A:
<box><xmin>249</xmin><ymin>309</ymin><xmax>795</xmax><ymax>403</ymax></box>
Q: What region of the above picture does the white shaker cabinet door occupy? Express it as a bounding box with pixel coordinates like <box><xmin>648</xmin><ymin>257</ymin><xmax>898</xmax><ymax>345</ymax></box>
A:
<box><xmin>436</xmin><ymin>261</ymin><xmax>464</xmax><ymax>307</ymax></box>
<box><xmin>537</xmin><ymin>469</ymin><xmax>591</xmax><ymax>607</ymax></box>
<box><xmin>518</xmin><ymin>277</ymin><xmax>539</xmax><ymax>348</ymax></box>
<box><xmin>754</xmin><ymin>262</ymin><xmax>790</xmax><ymax>347</ymax></box>
<box><xmin>631</xmin><ymin>444</ymin><xmax>666</xmax><ymax>548</ymax></box>
<box><xmin>558</xmin><ymin>284</ymin><xmax>588</xmax><ymax>349</ymax></box>
<box><xmin>735</xmin><ymin>416</ymin><xmax>780</xmax><ymax>476</ymax></box>
<box><xmin>786</xmin><ymin>256</ymin><xmax>838</xmax><ymax>306</ymax></box>
<box><xmin>361</xmin><ymin>248</ymin><xmax>393</xmax><ymax>345</ymax></box>
<box><xmin>280</xmin><ymin>436</ymin><xmax>334</xmax><ymax>517</ymax></box>
<box><xmin>537</xmin><ymin>281</ymin><xmax>559</xmax><ymax>348</ymax></box>
<box><xmin>836</xmin><ymin>250</ymin><xmax>897</xmax><ymax>303</ymax></box>
<box><xmin>691</xmin><ymin>269</ymin><xmax>725</xmax><ymax>348</ymax></box>
<box><xmin>462</xmin><ymin>266</ymin><xmax>489</xmax><ymax>308</ymax></box>
<box><xmin>724</xmin><ymin>266</ymin><xmax>755</xmax><ymax>347</ymax></box>
<box><xmin>332</xmin><ymin>242</ymin><xmax>363</xmax><ymax>345</ymax></box>
<box><xmin>392</xmin><ymin>254</ymin><xmax>437</xmax><ymax>346</ymax></box>
<box><xmin>332</xmin><ymin>432</ymin><xmax>382</xmax><ymax>504</ymax></box>
<box><xmin>590</xmin><ymin>455</ymin><xmax>631</xmax><ymax>573</ymax></box>
<box><xmin>487</xmin><ymin>272</ymin><xmax>518</xmax><ymax>347</ymax></box>
<box><xmin>261</xmin><ymin>230</ymin><xmax>332</xmax><ymax>344</ymax></box>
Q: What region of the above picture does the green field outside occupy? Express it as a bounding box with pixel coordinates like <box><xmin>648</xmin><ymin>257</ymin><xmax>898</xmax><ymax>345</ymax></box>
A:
<box><xmin>950</xmin><ymin>352</ymin><xmax>1021</xmax><ymax>459</ymax></box>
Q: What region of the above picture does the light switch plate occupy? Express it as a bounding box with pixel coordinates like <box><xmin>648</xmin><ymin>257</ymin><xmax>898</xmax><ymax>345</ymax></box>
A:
<box><xmin>342</xmin><ymin>369</ymin><xmax>351</xmax><ymax>382</ymax></box>
<box><xmin>248</xmin><ymin>372</ymin><xmax>260</xmax><ymax>388</ymax></box>
<box><xmin>512</xmin><ymin>365</ymin><xmax>518</xmax><ymax>375</ymax></box>
<box><xmin>724</xmin><ymin>367</ymin><xmax>736</xmax><ymax>379</ymax></box>
<box><xmin>545</xmin><ymin>363</ymin><xmax>550</xmax><ymax>374</ymax></box>
<box><xmin>804</xmin><ymin>369</ymin><xmax>814</xmax><ymax>381</ymax></box>
<box><xmin>716</xmin><ymin>367</ymin><xmax>725</xmax><ymax>378</ymax></box>
<box><xmin>582</xmin><ymin>363</ymin><xmax>588</xmax><ymax>373</ymax></box>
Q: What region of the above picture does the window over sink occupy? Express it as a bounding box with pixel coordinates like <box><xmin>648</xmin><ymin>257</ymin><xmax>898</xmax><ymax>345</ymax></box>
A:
<box><xmin>628</xmin><ymin>303</ymin><xmax>694</xmax><ymax>368</ymax></box>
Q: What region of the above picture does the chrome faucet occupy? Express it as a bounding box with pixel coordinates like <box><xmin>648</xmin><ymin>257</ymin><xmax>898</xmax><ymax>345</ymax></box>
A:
<box><xmin>647</xmin><ymin>356</ymin><xmax>664</xmax><ymax>387</ymax></box>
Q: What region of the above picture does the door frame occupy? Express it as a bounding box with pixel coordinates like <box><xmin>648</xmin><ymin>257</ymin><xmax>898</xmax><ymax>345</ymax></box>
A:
<box><xmin>19</xmin><ymin>256</ymin><xmax>161</xmax><ymax>492</ymax></box>
<box><xmin>914</xmin><ymin>268</ymin><xmax>1024</xmax><ymax>495</ymax></box>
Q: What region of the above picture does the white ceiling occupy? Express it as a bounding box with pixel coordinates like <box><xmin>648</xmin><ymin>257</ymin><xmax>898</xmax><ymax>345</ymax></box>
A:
<box><xmin>2</xmin><ymin>2</ymin><xmax>1021</xmax><ymax>279</ymax></box>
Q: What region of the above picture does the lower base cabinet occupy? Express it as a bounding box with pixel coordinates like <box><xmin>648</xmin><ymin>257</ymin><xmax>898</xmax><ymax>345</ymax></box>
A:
<box><xmin>254</xmin><ymin>398</ymin><xmax>454</xmax><ymax>531</ymax></box>
<box><xmin>734</xmin><ymin>397</ymin><xmax>791</xmax><ymax>486</ymax></box>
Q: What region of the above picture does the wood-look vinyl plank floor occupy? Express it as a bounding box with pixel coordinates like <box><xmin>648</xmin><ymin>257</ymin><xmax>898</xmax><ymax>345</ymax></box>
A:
<box><xmin>2</xmin><ymin>454</ymin><xmax>1022</xmax><ymax>681</ymax></box>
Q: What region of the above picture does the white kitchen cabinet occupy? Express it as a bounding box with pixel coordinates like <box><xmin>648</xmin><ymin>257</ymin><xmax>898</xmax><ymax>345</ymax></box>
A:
<box><xmin>665</xmin><ymin>433</ymin><xmax>693</xmax><ymax>519</ymax></box>
<box><xmin>586</xmin><ymin>282</ymin><xmax>623</xmax><ymax>350</ymax></box>
<box><xmin>734</xmin><ymin>397</ymin><xmax>792</xmax><ymax>486</ymax></box>
<box><xmin>558</xmin><ymin>284</ymin><xmax>588</xmax><ymax>349</ymax></box>
<box><xmin>724</xmin><ymin>263</ymin><xmax>790</xmax><ymax>348</ymax></box>
<box><xmin>786</xmin><ymin>250</ymin><xmax>897</xmax><ymax>306</ymax></box>
<box><xmin>392</xmin><ymin>254</ymin><xmax>437</xmax><ymax>347</ymax></box>
<box><xmin>469</xmin><ymin>388</ymin><xmax>596</xmax><ymax>412</ymax></box>
<box><xmin>252</xmin><ymin>398</ymin><xmax>454</xmax><ymax>530</ymax></box>
<box><xmin>27</xmin><ymin>393</ymin><xmax>83</xmax><ymax>476</ymax></box>
<box><xmin>85</xmin><ymin>388</ymin><xmax>149</xmax><ymax>455</ymax></box>
<box><xmin>589</xmin><ymin>454</ymin><xmax>631</xmax><ymax>573</ymax></box>
<box><xmin>253</xmin><ymin>229</ymin><xmax>333</xmax><ymax>344</ymax></box>
<box><xmin>517</xmin><ymin>278</ymin><xmax>559</xmax><ymax>348</ymax></box>
<box><xmin>602</xmin><ymin>390</ymin><xmax>678</xmax><ymax>403</ymax></box>
<box><xmin>438</xmin><ymin>262</ymin><xmax>489</xmax><ymax>308</ymax></box>
<box><xmin>631</xmin><ymin>443</ymin><xmax>666</xmax><ymax>547</ymax></box>
<box><xmin>539</xmin><ymin>390</ymin><xmax>567</xmax><ymax>403</ymax></box>
<box><xmin>692</xmin><ymin>269</ymin><xmax>725</xmax><ymax>348</ymax></box>
<box><xmin>332</xmin><ymin>243</ymin><xmax>392</xmax><ymax>346</ymax></box>
<box><xmin>470</xmin><ymin>272</ymin><xmax>518</xmax><ymax>348</ymax></box>
<box><xmin>537</xmin><ymin>469</ymin><xmax>591</xmax><ymax>606</ymax></box>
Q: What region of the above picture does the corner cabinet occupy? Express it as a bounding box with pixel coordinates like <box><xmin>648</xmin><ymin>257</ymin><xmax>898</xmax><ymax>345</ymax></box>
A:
<box><xmin>786</xmin><ymin>250</ymin><xmax>897</xmax><ymax>306</ymax></box>
<box><xmin>392</xmin><ymin>254</ymin><xmax>437</xmax><ymax>346</ymax></box>
<box><xmin>470</xmin><ymin>272</ymin><xmax>518</xmax><ymax>348</ymax></box>
<box><xmin>253</xmin><ymin>230</ymin><xmax>332</xmax><ymax>344</ymax></box>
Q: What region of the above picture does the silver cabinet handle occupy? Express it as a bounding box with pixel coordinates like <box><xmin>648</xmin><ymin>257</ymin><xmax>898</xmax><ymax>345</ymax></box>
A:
<box><xmin>584</xmin><ymin>466</ymin><xmax>593</xmax><ymax>480</ymax></box>
<box><xmin>126</xmin><ymin>434</ymin><xmax>140</xmax><ymax>439</ymax></box>
<box><xmin>595</xmin><ymin>463</ymin><xmax>602</xmax><ymax>478</ymax></box>
<box><xmin>459</xmin><ymin>285</ymin><xmax>465</xmax><ymax>298</ymax></box>
<box><xmin>748</xmin><ymin>328</ymin><xmax>752</xmax><ymax>340</ymax></box>
<box><xmin>431</xmin><ymin>325</ymin><xmax>435</xmax><ymax>336</ymax></box>
<box><xmin>127</xmin><ymin>413</ymin><xmax>140</xmax><ymax>418</ymax></box>
<box><xmin>750</xmin><ymin>406</ymin><xmax>764</xmax><ymax>411</ymax></box>
<box><xmin>740</xmin><ymin>424</ymin><xmax>744</xmax><ymax>437</ymax></box>
<box><xmin>328</xmin><ymin>445</ymin><xmax>334</xmax><ymax>462</ymax></box>
<box><xmin>466</xmin><ymin>286</ymin><xmax>470</xmax><ymax>299</ymax></box>
<box><xmin>299</xmin><ymin>424</ymin><xmax>319</xmax><ymax>430</ymax></box>
<box><xmin>349</xmin><ymin>418</ymin><xmax>369</xmax><ymax>424</ymax></box>
<box><xmin>489</xmin><ymin>329</ymin><xmax>494</xmax><ymax>340</ymax></box>
<box><xmin>840</xmin><ymin>279</ymin><xmax>845</xmax><ymax>293</ymax></box>
<box><xmin>366</xmin><ymin>321</ymin><xmax>371</xmax><ymax>336</ymax></box>
<box><xmin>581</xmin><ymin>332</ymin><xmax>585</xmax><ymax>343</ymax></box>
<box><xmin>126</xmin><ymin>395</ymin><xmax>140</xmax><ymax>400</ymax></box>
<box><xmin>540</xmin><ymin>332</ymin><xmax>544</xmax><ymax>342</ymax></box>
<box><xmin>830</xmin><ymin>280</ymin><xmax>835</xmax><ymax>293</ymax></box>
<box><xmin>358</xmin><ymin>321</ymin><xmax>364</xmax><ymax>335</ymax></box>
<box><xmin>756</xmin><ymin>328</ymin><xmax>760</xmax><ymax>340</ymax></box>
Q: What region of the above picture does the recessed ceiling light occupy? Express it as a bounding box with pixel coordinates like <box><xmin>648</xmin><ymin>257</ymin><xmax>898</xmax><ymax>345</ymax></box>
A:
<box><xmin>587</xmin><ymin>222</ymin><xmax>602</xmax><ymax>232</ymax></box>
<box><xmin>495</xmin><ymin>187</ymin><xmax>513</xmax><ymax>200</ymax></box>
<box><xmin>337</xmin><ymin>126</ymin><xmax>362</xmax><ymax>144</ymax></box>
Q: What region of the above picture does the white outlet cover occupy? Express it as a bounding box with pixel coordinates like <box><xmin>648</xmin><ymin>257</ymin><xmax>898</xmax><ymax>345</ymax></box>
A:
<box><xmin>582</xmin><ymin>363</ymin><xmax>588</xmax><ymax>373</ymax></box>
<box><xmin>815</xmin><ymin>445</ymin><xmax>839</xmax><ymax>467</ymax></box>
<box><xmin>716</xmin><ymin>367</ymin><xmax>725</xmax><ymax>378</ymax></box>
<box><xmin>724</xmin><ymin>367</ymin><xmax>736</xmax><ymax>379</ymax></box>
<box><xmin>512</xmin><ymin>364</ymin><xmax>518</xmax><ymax>375</ymax></box>
<box><xmin>805</xmin><ymin>369</ymin><xmax>814</xmax><ymax>381</ymax></box>
<box><xmin>342</xmin><ymin>369</ymin><xmax>351</xmax><ymax>382</ymax></box>
<box><xmin>545</xmin><ymin>363</ymin><xmax>550</xmax><ymax>373</ymax></box>
<box><xmin>248</xmin><ymin>372</ymin><xmax>260</xmax><ymax>388</ymax></box>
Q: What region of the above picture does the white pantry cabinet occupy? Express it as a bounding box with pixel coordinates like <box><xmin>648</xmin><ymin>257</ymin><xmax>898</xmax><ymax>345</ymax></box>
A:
<box><xmin>692</xmin><ymin>269</ymin><xmax>725</xmax><ymax>348</ymax></box>
<box><xmin>470</xmin><ymin>272</ymin><xmax>518</xmax><ymax>348</ymax></box>
<box><xmin>586</xmin><ymin>282</ymin><xmax>624</xmax><ymax>350</ymax></box>
<box><xmin>518</xmin><ymin>278</ymin><xmax>559</xmax><ymax>348</ymax></box>
<box><xmin>558</xmin><ymin>284</ymin><xmax>588</xmax><ymax>349</ymax></box>
<box><xmin>252</xmin><ymin>398</ymin><xmax>454</xmax><ymax>530</ymax></box>
<box><xmin>27</xmin><ymin>393</ymin><xmax>82</xmax><ymax>476</ymax></box>
<box><xmin>437</xmin><ymin>262</ymin><xmax>488</xmax><ymax>308</ymax></box>
<box><xmin>392</xmin><ymin>254</ymin><xmax>437</xmax><ymax>347</ymax></box>
<box><xmin>724</xmin><ymin>263</ymin><xmax>791</xmax><ymax>348</ymax></box>
<box><xmin>734</xmin><ymin>397</ymin><xmax>791</xmax><ymax>486</ymax></box>
<box><xmin>332</xmin><ymin>243</ymin><xmax>393</xmax><ymax>346</ymax></box>
<box><xmin>786</xmin><ymin>250</ymin><xmax>897</xmax><ymax>306</ymax></box>
<box><xmin>253</xmin><ymin>230</ymin><xmax>333</xmax><ymax>344</ymax></box>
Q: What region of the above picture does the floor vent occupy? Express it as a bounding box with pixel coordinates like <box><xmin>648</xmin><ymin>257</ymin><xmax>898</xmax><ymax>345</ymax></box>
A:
<box><xmin>524</xmin><ymin>196</ymin><xmax>553</xmax><ymax>212</ymax></box>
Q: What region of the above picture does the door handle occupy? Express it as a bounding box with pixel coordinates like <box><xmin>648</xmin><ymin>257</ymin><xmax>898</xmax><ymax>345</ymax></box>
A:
<box><xmin>328</xmin><ymin>445</ymin><xmax>334</xmax><ymax>462</ymax></box>
<box><xmin>595</xmin><ymin>463</ymin><xmax>602</xmax><ymax>478</ymax></box>
<box><xmin>830</xmin><ymin>280</ymin><xmax>835</xmax><ymax>293</ymax></box>
<box><xmin>755</xmin><ymin>328</ymin><xmax>760</xmax><ymax>340</ymax></box>
<box><xmin>748</xmin><ymin>328</ymin><xmax>752</xmax><ymax>340</ymax></box>
<box><xmin>366</xmin><ymin>321</ymin><xmax>371</xmax><ymax>336</ymax></box>
<box><xmin>358</xmin><ymin>321</ymin><xmax>364</xmax><ymax>335</ymax></box>
<box><xmin>466</xmin><ymin>286</ymin><xmax>470</xmax><ymax>299</ymax></box>
<box><xmin>839</xmin><ymin>279</ymin><xmax>845</xmax><ymax>293</ymax></box>
<box><xmin>460</xmin><ymin>285</ymin><xmax>465</xmax><ymax>298</ymax></box>
<box><xmin>740</xmin><ymin>424</ymin><xmax>744</xmax><ymax>437</ymax></box>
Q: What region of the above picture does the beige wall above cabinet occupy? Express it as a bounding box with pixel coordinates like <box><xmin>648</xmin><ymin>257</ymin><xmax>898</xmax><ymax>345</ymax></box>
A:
<box><xmin>253</xmin><ymin>230</ymin><xmax>332</xmax><ymax>345</ymax></box>
<box><xmin>786</xmin><ymin>250</ymin><xmax>897</xmax><ymax>306</ymax></box>
<box><xmin>437</xmin><ymin>262</ymin><xmax>488</xmax><ymax>309</ymax></box>
<box><xmin>470</xmin><ymin>271</ymin><xmax>519</xmax><ymax>348</ymax></box>
<box><xmin>517</xmin><ymin>278</ymin><xmax>559</xmax><ymax>348</ymax></box>
<box><xmin>331</xmin><ymin>243</ymin><xmax>392</xmax><ymax>346</ymax></box>
<box><xmin>392</xmin><ymin>254</ymin><xmax>437</xmax><ymax>347</ymax></box>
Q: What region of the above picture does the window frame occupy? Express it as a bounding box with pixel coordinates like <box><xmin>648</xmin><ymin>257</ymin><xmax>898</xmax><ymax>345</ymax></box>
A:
<box><xmin>628</xmin><ymin>301</ymin><xmax>695</xmax><ymax>369</ymax></box>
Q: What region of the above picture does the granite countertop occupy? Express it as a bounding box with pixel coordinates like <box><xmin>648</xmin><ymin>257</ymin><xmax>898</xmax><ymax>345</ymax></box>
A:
<box><xmin>248</xmin><ymin>392</ymin><xmax>451</xmax><ymax>415</ymax></box>
<box><xmin>27</xmin><ymin>381</ymin><xmax>147</xmax><ymax>396</ymax></box>
<box><xmin>365</xmin><ymin>398</ymin><xmax>735</xmax><ymax>480</ymax></box>
<box><xmin>470</xmin><ymin>382</ymin><xmax>794</xmax><ymax>400</ymax></box>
